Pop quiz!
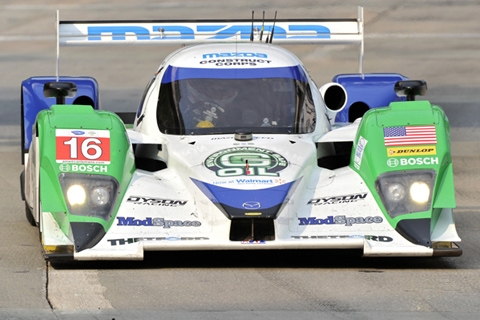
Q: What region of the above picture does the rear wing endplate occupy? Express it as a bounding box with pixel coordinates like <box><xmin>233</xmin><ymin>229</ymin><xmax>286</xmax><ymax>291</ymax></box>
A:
<box><xmin>56</xmin><ymin>7</ymin><xmax>364</xmax><ymax>75</ymax></box>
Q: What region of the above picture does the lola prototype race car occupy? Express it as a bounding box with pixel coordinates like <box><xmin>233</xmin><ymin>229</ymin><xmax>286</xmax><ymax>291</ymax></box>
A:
<box><xmin>20</xmin><ymin>8</ymin><xmax>461</xmax><ymax>261</ymax></box>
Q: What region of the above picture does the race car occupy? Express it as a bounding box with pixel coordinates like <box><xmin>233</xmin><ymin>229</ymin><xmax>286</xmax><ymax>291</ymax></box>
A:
<box><xmin>20</xmin><ymin>8</ymin><xmax>461</xmax><ymax>261</ymax></box>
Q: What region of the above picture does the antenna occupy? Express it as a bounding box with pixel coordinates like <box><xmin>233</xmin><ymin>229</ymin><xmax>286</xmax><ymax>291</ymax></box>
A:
<box><xmin>268</xmin><ymin>11</ymin><xmax>277</xmax><ymax>44</ymax></box>
<box><xmin>259</xmin><ymin>11</ymin><xmax>265</xmax><ymax>42</ymax></box>
<box><xmin>250</xmin><ymin>11</ymin><xmax>254</xmax><ymax>42</ymax></box>
<box><xmin>56</xmin><ymin>10</ymin><xmax>60</xmax><ymax>81</ymax></box>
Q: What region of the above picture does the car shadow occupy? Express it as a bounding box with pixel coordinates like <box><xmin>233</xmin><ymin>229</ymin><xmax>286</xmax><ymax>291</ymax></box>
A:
<box><xmin>50</xmin><ymin>248</ymin><xmax>460</xmax><ymax>270</ymax></box>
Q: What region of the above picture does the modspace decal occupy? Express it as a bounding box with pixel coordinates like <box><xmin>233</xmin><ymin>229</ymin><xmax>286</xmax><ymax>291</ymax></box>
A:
<box><xmin>205</xmin><ymin>147</ymin><xmax>288</xmax><ymax>177</ymax></box>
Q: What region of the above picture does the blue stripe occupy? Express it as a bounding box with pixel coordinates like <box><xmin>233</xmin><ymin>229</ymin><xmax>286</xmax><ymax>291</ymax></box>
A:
<box><xmin>191</xmin><ymin>178</ymin><xmax>295</xmax><ymax>209</ymax></box>
<box><xmin>162</xmin><ymin>66</ymin><xmax>308</xmax><ymax>83</ymax></box>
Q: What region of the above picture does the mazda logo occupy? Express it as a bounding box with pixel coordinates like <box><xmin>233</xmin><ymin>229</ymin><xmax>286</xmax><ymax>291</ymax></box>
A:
<box><xmin>243</xmin><ymin>201</ymin><xmax>261</xmax><ymax>210</ymax></box>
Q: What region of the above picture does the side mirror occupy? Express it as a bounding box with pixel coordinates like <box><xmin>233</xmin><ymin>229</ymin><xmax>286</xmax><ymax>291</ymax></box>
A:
<box><xmin>394</xmin><ymin>80</ymin><xmax>427</xmax><ymax>101</ymax></box>
<box><xmin>43</xmin><ymin>82</ymin><xmax>77</xmax><ymax>105</ymax></box>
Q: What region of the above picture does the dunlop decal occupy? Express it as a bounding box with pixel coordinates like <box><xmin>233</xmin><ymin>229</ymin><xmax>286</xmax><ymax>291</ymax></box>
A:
<box><xmin>387</xmin><ymin>146</ymin><xmax>436</xmax><ymax>157</ymax></box>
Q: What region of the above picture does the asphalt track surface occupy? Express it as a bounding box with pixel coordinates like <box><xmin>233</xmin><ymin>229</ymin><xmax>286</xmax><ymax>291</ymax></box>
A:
<box><xmin>1</xmin><ymin>1</ymin><xmax>480</xmax><ymax>319</ymax></box>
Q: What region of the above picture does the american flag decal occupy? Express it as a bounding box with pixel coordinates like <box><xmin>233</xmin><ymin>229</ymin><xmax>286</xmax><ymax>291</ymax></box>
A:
<box><xmin>383</xmin><ymin>125</ymin><xmax>437</xmax><ymax>147</ymax></box>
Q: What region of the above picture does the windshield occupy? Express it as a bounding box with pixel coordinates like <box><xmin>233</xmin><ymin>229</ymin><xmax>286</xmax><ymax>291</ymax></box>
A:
<box><xmin>156</xmin><ymin>66</ymin><xmax>315</xmax><ymax>135</ymax></box>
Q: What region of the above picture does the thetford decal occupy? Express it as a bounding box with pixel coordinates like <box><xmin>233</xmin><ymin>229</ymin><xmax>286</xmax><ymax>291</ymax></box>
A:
<box><xmin>205</xmin><ymin>147</ymin><xmax>288</xmax><ymax>177</ymax></box>
<box><xmin>291</xmin><ymin>235</ymin><xmax>393</xmax><ymax>242</ymax></box>
<box><xmin>364</xmin><ymin>235</ymin><xmax>393</xmax><ymax>242</ymax></box>
<box><xmin>108</xmin><ymin>237</ymin><xmax>209</xmax><ymax>246</ymax></box>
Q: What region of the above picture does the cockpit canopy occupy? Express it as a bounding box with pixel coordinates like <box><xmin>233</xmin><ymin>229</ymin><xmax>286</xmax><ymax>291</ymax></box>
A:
<box><xmin>156</xmin><ymin>65</ymin><xmax>316</xmax><ymax>135</ymax></box>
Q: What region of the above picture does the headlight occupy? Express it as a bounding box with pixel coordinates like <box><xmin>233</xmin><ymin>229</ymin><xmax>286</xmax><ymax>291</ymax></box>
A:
<box><xmin>375</xmin><ymin>170</ymin><xmax>436</xmax><ymax>218</ymax></box>
<box><xmin>410</xmin><ymin>182</ymin><xmax>430</xmax><ymax>203</ymax></box>
<box><xmin>67</xmin><ymin>184</ymin><xmax>86</xmax><ymax>205</ymax></box>
<box><xmin>91</xmin><ymin>187</ymin><xmax>110</xmax><ymax>206</ymax></box>
<box><xmin>384</xmin><ymin>182</ymin><xmax>405</xmax><ymax>202</ymax></box>
<box><xmin>59</xmin><ymin>173</ymin><xmax>119</xmax><ymax>221</ymax></box>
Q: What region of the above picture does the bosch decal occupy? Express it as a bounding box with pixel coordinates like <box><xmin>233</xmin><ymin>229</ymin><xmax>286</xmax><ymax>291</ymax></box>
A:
<box><xmin>59</xmin><ymin>164</ymin><xmax>108</xmax><ymax>173</ymax></box>
<box><xmin>205</xmin><ymin>147</ymin><xmax>288</xmax><ymax>177</ymax></box>
<box><xmin>308</xmin><ymin>193</ymin><xmax>367</xmax><ymax>205</ymax></box>
<box><xmin>298</xmin><ymin>215</ymin><xmax>383</xmax><ymax>227</ymax></box>
<box><xmin>127</xmin><ymin>196</ymin><xmax>187</xmax><ymax>207</ymax></box>
<box><xmin>386</xmin><ymin>157</ymin><xmax>439</xmax><ymax>168</ymax></box>
<box><xmin>117</xmin><ymin>217</ymin><xmax>201</xmax><ymax>228</ymax></box>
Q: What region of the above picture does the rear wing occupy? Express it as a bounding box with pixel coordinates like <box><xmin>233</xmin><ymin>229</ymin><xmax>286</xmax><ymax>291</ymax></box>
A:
<box><xmin>56</xmin><ymin>7</ymin><xmax>364</xmax><ymax>74</ymax></box>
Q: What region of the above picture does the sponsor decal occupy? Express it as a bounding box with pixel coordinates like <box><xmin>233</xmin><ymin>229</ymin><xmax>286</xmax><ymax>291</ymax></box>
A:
<box><xmin>243</xmin><ymin>201</ymin><xmax>261</xmax><ymax>210</ymax></box>
<box><xmin>117</xmin><ymin>217</ymin><xmax>201</xmax><ymax>228</ymax></box>
<box><xmin>292</xmin><ymin>235</ymin><xmax>350</xmax><ymax>239</ymax></box>
<box><xmin>387</xmin><ymin>146</ymin><xmax>436</xmax><ymax>157</ymax></box>
<box><xmin>59</xmin><ymin>163</ymin><xmax>108</xmax><ymax>173</ymax></box>
<box><xmin>210</xmin><ymin>136</ymin><xmax>273</xmax><ymax>141</ymax></box>
<box><xmin>86</xmin><ymin>24</ymin><xmax>331</xmax><ymax>42</ymax></box>
<box><xmin>203</xmin><ymin>52</ymin><xmax>268</xmax><ymax>59</ymax></box>
<box><xmin>212</xmin><ymin>178</ymin><xmax>286</xmax><ymax>186</ymax></box>
<box><xmin>383</xmin><ymin>125</ymin><xmax>437</xmax><ymax>146</ymax></box>
<box><xmin>127</xmin><ymin>196</ymin><xmax>187</xmax><ymax>207</ymax></box>
<box><xmin>241</xmin><ymin>241</ymin><xmax>266</xmax><ymax>244</ymax></box>
<box><xmin>199</xmin><ymin>58</ymin><xmax>272</xmax><ymax>67</ymax></box>
<box><xmin>386</xmin><ymin>157</ymin><xmax>439</xmax><ymax>168</ymax></box>
<box><xmin>56</xmin><ymin>129</ymin><xmax>110</xmax><ymax>164</ymax></box>
<box><xmin>308</xmin><ymin>193</ymin><xmax>367</xmax><ymax>205</ymax></box>
<box><xmin>205</xmin><ymin>147</ymin><xmax>288</xmax><ymax>177</ymax></box>
<box><xmin>364</xmin><ymin>235</ymin><xmax>393</xmax><ymax>242</ymax></box>
<box><xmin>298</xmin><ymin>215</ymin><xmax>383</xmax><ymax>227</ymax></box>
<box><xmin>354</xmin><ymin>136</ymin><xmax>368</xmax><ymax>170</ymax></box>
<box><xmin>291</xmin><ymin>235</ymin><xmax>393</xmax><ymax>242</ymax></box>
<box><xmin>108</xmin><ymin>237</ymin><xmax>209</xmax><ymax>246</ymax></box>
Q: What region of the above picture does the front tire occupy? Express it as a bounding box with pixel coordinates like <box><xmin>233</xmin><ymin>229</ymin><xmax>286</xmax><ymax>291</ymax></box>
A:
<box><xmin>25</xmin><ymin>202</ymin><xmax>36</xmax><ymax>226</ymax></box>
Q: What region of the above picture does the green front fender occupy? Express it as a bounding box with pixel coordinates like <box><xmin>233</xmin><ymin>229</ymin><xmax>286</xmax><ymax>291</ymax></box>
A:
<box><xmin>37</xmin><ymin>105</ymin><xmax>135</xmax><ymax>241</ymax></box>
<box><xmin>351</xmin><ymin>100</ymin><xmax>455</xmax><ymax>246</ymax></box>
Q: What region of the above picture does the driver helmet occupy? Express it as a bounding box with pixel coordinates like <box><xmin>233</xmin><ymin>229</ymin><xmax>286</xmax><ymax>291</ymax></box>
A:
<box><xmin>185</xmin><ymin>78</ymin><xmax>238</xmax><ymax>106</ymax></box>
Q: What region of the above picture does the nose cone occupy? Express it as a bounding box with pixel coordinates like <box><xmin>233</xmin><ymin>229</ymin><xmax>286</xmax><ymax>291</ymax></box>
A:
<box><xmin>191</xmin><ymin>178</ymin><xmax>301</xmax><ymax>219</ymax></box>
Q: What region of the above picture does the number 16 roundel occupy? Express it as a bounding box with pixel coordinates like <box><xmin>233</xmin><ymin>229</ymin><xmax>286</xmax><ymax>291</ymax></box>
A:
<box><xmin>56</xmin><ymin>129</ymin><xmax>111</xmax><ymax>164</ymax></box>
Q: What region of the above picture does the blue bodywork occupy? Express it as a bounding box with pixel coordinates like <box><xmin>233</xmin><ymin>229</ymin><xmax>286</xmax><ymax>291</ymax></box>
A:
<box><xmin>21</xmin><ymin>77</ymin><xmax>99</xmax><ymax>154</ymax></box>
<box><xmin>333</xmin><ymin>73</ymin><xmax>409</xmax><ymax>123</ymax></box>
